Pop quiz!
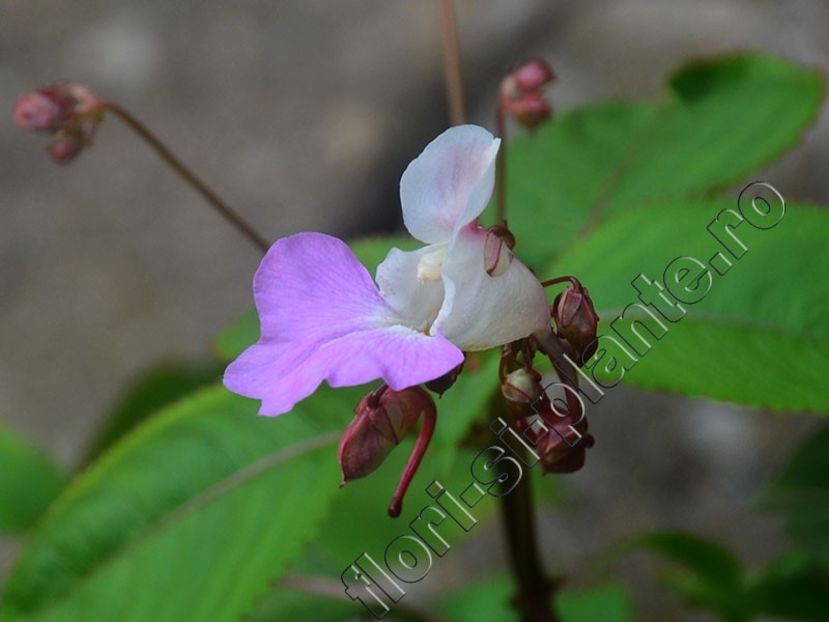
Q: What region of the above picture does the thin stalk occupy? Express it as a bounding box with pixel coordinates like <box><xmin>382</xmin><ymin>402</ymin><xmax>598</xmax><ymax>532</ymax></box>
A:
<box><xmin>438</xmin><ymin>0</ymin><xmax>466</xmax><ymax>125</ymax></box>
<box><xmin>104</xmin><ymin>102</ymin><xmax>270</xmax><ymax>253</ymax></box>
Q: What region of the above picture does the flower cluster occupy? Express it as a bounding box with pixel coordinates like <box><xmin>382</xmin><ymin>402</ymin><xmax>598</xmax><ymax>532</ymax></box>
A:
<box><xmin>13</xmin><ymin>82</ymin><xmax>104</xmax><ymax>164</ymax></box>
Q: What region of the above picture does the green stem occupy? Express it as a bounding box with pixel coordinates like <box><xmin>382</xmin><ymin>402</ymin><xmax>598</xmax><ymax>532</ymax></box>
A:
<box><xmin>104</xmin><ymin>102</ymin><xmax>270</xmax><ymax>253</ymax></box>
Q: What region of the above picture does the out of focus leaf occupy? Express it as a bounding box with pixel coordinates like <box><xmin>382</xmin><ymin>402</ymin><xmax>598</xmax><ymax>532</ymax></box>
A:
<box><xmin>763</xmin><ymin>424</ymin><xmax>829</xmax><ymax>566</ymax></box>
<box><xmin>507</xmin><ymin>53</ymin><xmax>824</xmax><ymax>270</ymax></box>
<box><xmin>746</xmin><ymin>551</ymin><xmax>829</xmax><ymax>621</ymax></box>
<box><xmin>0</xmin><ymin>425</ymin><xmax>65</xmax><ymax>535</ymax></box>
<box><xmin>82</xmin><ymin>361</ymin><xmax>223</xmax><ymax>463</ymax></box>
<box><xmin>0</xmin><ymin>384</ymin><xmax>362</xmax><ymax>622</ymax></box>
<box><xmin>548</xmin><ymin>200</ymin><xmax>829</xmax><ymax>412</ymax></box>
<box><xmin>214</xmin><ymin>235</ymin><xmax>417</xmax><ymax>361</ymax></box>
<box><xmin>627</xmin><ymin>532</ymin><xmax>748</xmax><ymax>621</ymax></box>
<box><xmin>436</xmin><ymin>577</ymin><xmax>634</xmax><ymax>622</ymax></box>
<box><xmin>556</xmin><ymin>583</ymin><xmax>634</xmax><ymax>622</ymax></box>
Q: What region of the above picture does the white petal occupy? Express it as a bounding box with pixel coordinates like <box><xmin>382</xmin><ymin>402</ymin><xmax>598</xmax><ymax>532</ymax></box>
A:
<box><xmin>431</xmin><ymin>227</ymin><xmax>550</xmax><ymax>351</ymax></box>
<box><xmin>399</xmin><ymin>125</ymin><xmax>500</xmax><ymax>244</ymax></box>
<box><xmin>376</xmin><ymin>245</ymin><xmax>446</xmax><ymax>331</ymax></box>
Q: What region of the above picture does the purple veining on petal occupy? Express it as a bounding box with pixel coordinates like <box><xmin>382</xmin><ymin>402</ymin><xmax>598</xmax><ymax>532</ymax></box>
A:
<box><xmin>223</xmin><ymin>232</ymin><xmax>463</xmax><ymax>416</ymax></box>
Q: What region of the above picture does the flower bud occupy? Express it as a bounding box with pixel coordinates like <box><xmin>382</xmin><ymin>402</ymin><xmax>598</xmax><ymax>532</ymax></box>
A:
<box><xmin>13</xmin><ymin>92</ymin><xmax>62</xmax><ymax>131</ymax></box>
<box><xmin>338</xmin><ymin>385</ymin><xmax>434</xmax><ymax>484</ymax></box>
<box><xmin>514</xmin><ymin>58</ymin><xmax>556</xmax><ymax>92</ymax></box>
<box><xmin>553</xmin><ymin>280</ymin><xmax>599</xmax><ymax>365</ymax></box>
<box><xmin>518</xmin><ymin>409</ymin><xmax>594</xmax><ymax>474</ymax></box>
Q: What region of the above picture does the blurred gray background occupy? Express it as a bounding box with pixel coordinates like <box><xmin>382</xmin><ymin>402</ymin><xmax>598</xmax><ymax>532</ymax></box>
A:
<box><xmin>2</xmin><ymin>1</ymin><xmax>827</xmax><ymax>619</ymax></box>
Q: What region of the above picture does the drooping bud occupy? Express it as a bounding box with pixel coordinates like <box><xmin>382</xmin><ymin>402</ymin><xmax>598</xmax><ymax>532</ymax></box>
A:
<box><xmin>425</xmin><ymin>360</ymin><xmax>464</xmax><ymax>396</ymax></box>
<box><xmin>13</xmin><ymin>82</ymin><xmax>104</xmax><ymax>164</ymax></box>
<box><xmin>552</xmin><ymin>280</ymin><xmax>599</xmax><ymax>365</ymax></box>
<box><xmin>337</xmin><ymin>385</ymin><xmax>433</xmax><ymax>484</ymax></box>
<box><xmin>500</xmin><ymin>57</ymin><xmax>556</xmax><ymax>131</ymax></box>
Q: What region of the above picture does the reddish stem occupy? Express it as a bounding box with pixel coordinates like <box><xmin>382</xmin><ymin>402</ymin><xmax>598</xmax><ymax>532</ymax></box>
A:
<box><xmin>104</xmin><ymin>102</ymin><xmax>270</xmax><ymax>253</ymax></box>
<box><xmin>388</xmin><ymin>400</ymin><xmax>437</xmax><ymax>518</ymax></box>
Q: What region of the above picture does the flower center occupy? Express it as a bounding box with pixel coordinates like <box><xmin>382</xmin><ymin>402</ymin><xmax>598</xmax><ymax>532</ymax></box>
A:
<box><xmin>416</xmin><ymin>246</ymin><xmax>448</xmax><ymax>282</ymax></box>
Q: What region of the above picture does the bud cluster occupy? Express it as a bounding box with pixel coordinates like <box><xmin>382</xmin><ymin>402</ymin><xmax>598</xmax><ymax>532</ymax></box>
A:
<box><xmin>13</xmin><ymin>82</ymin><xmax>104</xmax><ymax>164</ymax></box>
<box><xmin>499</xmin><ymin>58</ymin><xmax>556</xmax><ymax>131</ymax></box>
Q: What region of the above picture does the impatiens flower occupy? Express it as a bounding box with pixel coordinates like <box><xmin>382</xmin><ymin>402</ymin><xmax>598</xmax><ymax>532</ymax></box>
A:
<box><xmin>224</xmin><ymin>125</ymin><xmax>550</xmax><ymax>416</ymax></box>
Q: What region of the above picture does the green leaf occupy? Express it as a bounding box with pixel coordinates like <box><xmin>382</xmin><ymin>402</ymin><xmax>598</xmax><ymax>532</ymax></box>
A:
<box><xmin>548</xmin><ymin>200</ymin><xmax>829</xmax><ymax>412</ymax></box>
<box><xmin>0</xmin><ymin>384</ymin><xmax>363</xmax><ymax>622</ymax></box>
<box><xmin>82</xmin><ymin>361</ymin><xmax>223</xmax><ymax>464</ymax></box>
<box><xmin>763</xmin><ymin>424</ymin><xmax>829</xmax><ymax>566</ymax></box>
<box><xmin>507</xmin><ymin>53</ymin><xmax>824</xmax><ymax>270</ymax></box>
<box><xmin>0</xmin><ymin>425</ymin><xmax>65</xmax><ymax>536</ymax></box>
<box><xmin>214</xmin><ymin>235</ymin><xmax>417</xmax><ymax>361</ymax></box>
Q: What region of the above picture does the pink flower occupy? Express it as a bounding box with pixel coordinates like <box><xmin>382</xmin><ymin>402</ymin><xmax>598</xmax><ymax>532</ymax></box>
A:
<box><xmin>224</xmin><ymin>125</ymin><xmax>549</xmax><ymax>416</ymax></box>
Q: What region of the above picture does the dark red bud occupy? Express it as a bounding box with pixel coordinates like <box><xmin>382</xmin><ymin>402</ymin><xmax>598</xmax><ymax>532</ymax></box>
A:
<box><xmin>338</xmin><ymin>385</ymin><xmax>432</xmax><ymax>485</ymax></box>
<box><xmin>521</xmin><ymin>412</ymin><xmax>594</xmax><ymax>475</ymax></box>
<box><xmin>425</xmin><ymin>360</ymin><xmax>464</xmax><ymax>396</ymax></box>
<box><xmin>553</xmin><ymin>281</ymin><xmax>599</xmax><ymax>365</ymax></box>
<box><xmin>514</xmin><ymin>58</ymin><xmax>556</xmax><ymax>92</ymax></box>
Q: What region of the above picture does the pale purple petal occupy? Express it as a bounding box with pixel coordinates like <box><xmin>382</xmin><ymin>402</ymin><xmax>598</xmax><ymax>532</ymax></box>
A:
<box><xmin>254</xmin><ymin>232</ymin><xmax>388</xmax><ymax>342</ymax></box>
<box><xmin>400</xmin><ymin>125</ymin><xmax>500</xmax><ymax>245</ymax></box>
<box><xmin>224</xmin><ymin>232</ymin><xmax>463</xmax><ymax>416</ymax></box>
<box><xmin>431</xmin><ymin>226</ymin><xmax>550</xmax><ymax>351</ymax></box>
<box><xmin>376</xmin><ymin>245</ymin><xmax>445</xmax><ymax>331</ymax></box>
<box><xmin>226</xmin><ymin>326</ymin><xmax>463</xmax><ymax>416</ymax></box>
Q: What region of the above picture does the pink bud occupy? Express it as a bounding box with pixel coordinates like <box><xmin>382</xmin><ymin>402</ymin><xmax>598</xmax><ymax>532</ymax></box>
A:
<box><xmin>14</xmin><ymin>92</ymin><xmax>62</xmax><ymax>131</ymax></box>
<box><xmin>514</xmin><ymin>58</ymin><xmax>556</xmax><ymax>92</ymax></box>
<box><xmin>48</xmin><ymin>138</ymin><xmax>83</xmax><ymax>165</ymax></box>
